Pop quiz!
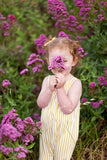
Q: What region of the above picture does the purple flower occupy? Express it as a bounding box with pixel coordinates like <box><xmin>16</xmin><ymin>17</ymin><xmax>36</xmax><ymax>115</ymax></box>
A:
<box><xmin>84</xmin><ymin>52</ymin><xmax>88</xmax><ymax>56</ymax></box>
<box><xmin>35</xmin><ymin>34</ymin><xmax>47</xmax><ymax>47</ymax></box>
<box><xmin>97</xmin><ymin>76</ymin><xmax>105</xmax><ymax>82</ymax></box>
<box><xmin>90</xmin><ymin>82</ymin><xmax>96</xmax><ymax>88</ymax></box>
<box><xmin>78</xmin><ymin>47</ymin><xmax>84</xmax><ymax>54</ymax></box>
<box><xmin>81</xmin><ymin>97</ymin><xmax>87</xmax><ymax>103</ymax></box>
<box><xmin>0</xmin><ymin>145</ymin><xmax>13</xmax><ymax>155</ymax></box>
<box><xmin>17</xmin><ymin>45</ymin><xmax>22</xmax><ymax>49</ymax></box>
<box><xmin>16</xmin><ymin>152</ymin><xmax>26</xmax><ymax>159</ymax></box>
<box><xmin>28</xmin><ymin>53</ymin><xmax>39</xmax><ymax>61</ymax></box>
<box><xmin>19</xmin><ymin>50</ymin><xmax>22</xmax><ymax>53</ymax></box>
<box><xmin>77</xmin><ymin>24</ymin><xmax>84</xmax><ymax>32</ymax></box>
<box><xmin>1</xmin><ymin>109</ymin><xmax>18</xmax><ymax>125</ymax></box>
<box><xmin>33</xmin><ymin>113</ymin><xmax>41</xmax><ymax>120</ymax></box>
<box><xmin>20</xmin><ymin>68</ymin><xmax>29</xmax><ymax>75</ymax></box>
<box><xmin>94</xmin><ymin>19</ymin><xmax>98</xmax><ymax>23</ymax></box>
<box><xmin>2</xmin><ymin>79</ymin><xmax>11</xmax><ymax>88</ymax></box>
<box><xmin>91</xmin><ymin>102</ymin><xmax>99</xmax><ymax>108</ymax></box>
<box><xmin>99</xmin><ymin>100</ymin><xmax>103</xmax><ymax>105</ymax></box>
<box><xmin>22</xmin><ymin>134</ymin><xmax>34</xmax><ymax>145</ymax></box>
<box><xmin>94</xmin><ymin>10</ymin><xmax>98</xmax><ymax>13</ymax></box>
<box><xmin>58</xmin><ymin>31</ymin><xmax>69</xmax><ymax>38</ymax></box>
<box><xmin>23</xmin><ymin>117</ymin><xmax>35</xmax><ymax>128</ymax></box>
<box><xmin>0</xmin><ymin>123</ymin><xmax>21</xmax><ymax>142</ymax></box>
<box><xmin>98</xmin><ymin>14</ymin><xmax>104</xmax><ymax>21</ymax></box>
<box><xmin>80</xmin><ymin>54</ymin><xmax>84</xmax><ymax>58</ymax></box>
<box><xmin>36</xmin><ymin>121</ymin><xmax>42</xmax><ymax>127</ymax></box>
<box><xmin>48</xmin><ymin>56</ymin><xmax>66</xmax><ymax>70</ymax></box>
<box><xmin>15</xmin><ymin>118</ymin><xmax>24</xmax><ymax>132</ymax></box>
<box><xmin>8</xmin><ymin>14</ymin><xmax>16</xmax><ymax>23</ymax></box>
<box><xmin>103</xmin><ymin>80</ymin><xmax>107</xmax><ymax>86</ymax></box>
<box><xmin>14</xmin><ymin>146</ymin><xmax>29</xmax><ymax>154</ymax></box>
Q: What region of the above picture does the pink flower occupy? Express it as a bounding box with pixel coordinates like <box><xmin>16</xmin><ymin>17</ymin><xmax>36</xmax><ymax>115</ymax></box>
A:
<box><xmin>81</xmin><ymin>98</ymin><xmax>87</xmax><ymax>103</ymax></box>
<box><xmin>19</xmin><ymin>50</ymin><xmax>22</xmax><ymax>53</ymax></box>
<box><xmin>77</xmin><ymin>24</ymin><xmax>84</xmax><ymax>32</ymax></box>
<box><xmin>91</xmin><ymin>102</ymin><xmax>99</xmax><ymax>108</ymax></box>
<box><xmin>36</xmin><ymin>121</ymin><xmax>42</xmax><ymax>127</ymax></box>
<box><xmin>103</xmin><ymin>80</ymin><xmax>107</xmax><ymax>86</ymax></box>
<box><xmin>84</xmin><ymin>52</ymin><xmax>88</xmax><ymax>56</ymax></box>
<box><xmin>90</xmin><ymin>82</ymin><xmax>96</xmax><ymax>88</ymax></box>
<box><xmin>80</xmin><ymin>54</ymin><xmax>84</xmax><ymax>58</ymax></box>
<box><xmin>2</xmin><ymin>79</ymin><xmax>11</xmax><ymax>88</ymax></box>
<box><xmin>48</xmin><ymin>56</ymin><xmax>66</xmax><ymax>70</ymax></box>
<box><xmin>94</xmin><ymin>19</ymin><xmax>98</xmax><ymax>23</ymax></box>
<box><xmin>99</xmin><ymin>100</ymin><xmax>103</xmax><ymax>105</ymax></box>
<box><xmin>98</xmin><ymin>14</ymin><xmax>104</xmax><ymax>21</ymax></box>
<box><xmin>20</xmin><ymin>68</ymin><xmax>29</xmax><ymax>75</ymax></box>
<box><xmin>16</xmin><ymin>152</ymin><xmax>26</xmax><ymax>159</ymax></box>
<box><xmin>17</xmin><ymin>45</ymin><xmax>22</xmax><ymax>49</ymax></box>
<box><xmin>94</xmin><ymin>10</ymin><xmax>98</xmax><ymax>13</ymax></box>
<box><xmin>97</xmin><ymin>76</ymin><xmax>105</xmax><ymax>82</ymax></box>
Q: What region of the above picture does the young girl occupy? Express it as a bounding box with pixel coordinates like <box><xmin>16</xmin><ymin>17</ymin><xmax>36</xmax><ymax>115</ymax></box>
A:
<box><xmin>37</xmin><ymin>37</ymin><xmax>82</xmax><ymax>160</ymax></box>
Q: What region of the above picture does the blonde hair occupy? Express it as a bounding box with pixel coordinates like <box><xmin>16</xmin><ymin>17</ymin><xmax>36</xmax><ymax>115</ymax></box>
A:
<box><xmin>44</xmin><ymin>37</ymin><xmax>81</xmax><ymax>61</ymax></box>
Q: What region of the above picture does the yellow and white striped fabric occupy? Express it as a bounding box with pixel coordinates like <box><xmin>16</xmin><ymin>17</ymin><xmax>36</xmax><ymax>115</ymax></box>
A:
<box><xmin>39</xmin><ymin>76</ymin><xmax>80</xmax><ymax>160</ymax></box>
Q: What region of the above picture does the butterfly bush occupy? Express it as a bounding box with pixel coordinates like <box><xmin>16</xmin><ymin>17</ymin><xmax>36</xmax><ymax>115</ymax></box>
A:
<box><xmin>0</xmin><ymin>109</ymin><xmax>41</xmax><ymax>159</ymax></box>
<box><xmin>48</xmin><ymin>56</ymin><xmax>66</xmax><ymax>70</ymax></box>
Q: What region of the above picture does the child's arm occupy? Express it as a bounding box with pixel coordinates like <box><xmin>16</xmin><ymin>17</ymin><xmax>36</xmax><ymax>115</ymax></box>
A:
<box><xmin>56</xmin><ymin>75</ymin><xmax>82</xmax><ymax>114</ymax></box>
<box><xmin>37</xmin><ymin>75</ymin><xmax>57</xmax><ymax>109</ymax></box>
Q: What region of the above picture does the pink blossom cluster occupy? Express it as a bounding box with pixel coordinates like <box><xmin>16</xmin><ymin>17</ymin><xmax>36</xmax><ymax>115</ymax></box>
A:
<box><xmin>2</xmin><ymin>79</ymin><xmax>11</xmax><ymax>88</ymax></box>
<box><xmin>48</xmin><ymin>56</ymin><xmax>66</xmax><ymax>70</ymax></box>
<box><xmin>14</xmin><ymin>146</ymin><xmax>29</xmax><ymax>159</ymax></box>
<box><xmin>35</xmin><ymin>34</ymin><xmax>47</xmax><ymax>54</ymax></box>
<box><xmin>47</xmin><ymin>0</ymin><xmax>106</xmax><ymax>39</ymax></box>
<box><xmin>8</xmin><ymin>14</ymin><xmax>17</xmax><ymax>24</ymax></box>
<box><xmin>77</xmin><ymin>47</ymin><xmax>88</xmax><ymax>58</ymax></box>
<box><xmin>89</xmin><ymin>68</ymin><xmax>107</xmax><ymax>88</ymax></box>
<box><xmin>0</xmin><ymin>109</ymin><xmax>41</xmax><ymax>158</ymax></box>
<box><xmin>0</xmin><ymin>13</ymin><xmax>17</xmax><ymax>37</ymax></box>
<box><xmin>20</xmin><ymin>68</ymin><xmax>29</xmax><ymax>75</ymax></box>
<box><xmin>27</xmin><ymin>53</ymin><xmax>44</xmax><ymax>73</ymax></box>
<box><xmin>58</xmin><ymin>31</ymin><xmax>70</xmax><ymax>38</ymax></box>
<box><xmin>81</xmin><ymin>97</ymin><xmax>103</xmax><ymax>109</ymax></box>
<box><xmin>20</xmin><ymin>53</ymin><xmax>44</xmax><ymax>75</ymax></box>
<box><xmin>91</xmin><ymin>100</ymin><xmax>103</xmax><ymax>108</ymax></box>
<box><xmin>0</xmin><ymin>145</ymin><xmax>13</xmax><ymax>155</ymax></box>
<box><xmin>47</xmin><ymin>0</ymin><xmax>85</xmax><ymax>34</ymax></box>
<box><xmin>17</xmin><ymin>45</ymin><xmax>23</xmax><ymax>53</ymax></box>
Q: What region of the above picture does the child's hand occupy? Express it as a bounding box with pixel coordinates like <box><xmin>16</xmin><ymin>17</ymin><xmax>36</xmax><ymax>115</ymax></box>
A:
<box><xmin>49</xmin><ymin>76</ymin><xmax>57</xmax><ymax>92</ymax></box>
<box><xmin>55</xmin><ymin>73</ymin><xmax>66</xmax><ymax>89</ymax></box>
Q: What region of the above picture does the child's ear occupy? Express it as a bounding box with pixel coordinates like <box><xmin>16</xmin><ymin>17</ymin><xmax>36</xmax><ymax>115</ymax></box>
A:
<box><xmin>46</xmin><ymin>58</ymin><xmax>50</xmax><ymax>65</ymax></box>
<box><xmin>72</xmin><ymin>56</ymin><xmax>78</xmax><ymax>66</ymax></box>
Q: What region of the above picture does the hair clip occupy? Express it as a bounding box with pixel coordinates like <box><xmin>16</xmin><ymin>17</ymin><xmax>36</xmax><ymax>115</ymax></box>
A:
<box><xmin>44</xmin><ymin>37</ymin><xmax>56</xmax><ymax>47</ymax></box>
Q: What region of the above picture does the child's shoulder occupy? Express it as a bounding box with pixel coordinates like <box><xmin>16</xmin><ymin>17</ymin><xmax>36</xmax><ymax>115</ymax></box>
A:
<box><xmin>71</xmin><ymin>75</ymin><xmax>82</xmax><ymax>86</ymax></box>
<box><xmin>42</xmin><ymin>75</ymin><xmax>52</xmax><ymax>86</ymax></box>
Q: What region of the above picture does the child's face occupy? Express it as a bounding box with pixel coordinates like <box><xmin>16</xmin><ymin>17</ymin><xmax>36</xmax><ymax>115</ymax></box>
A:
<box><xmin>48</xmin><ymin>47</ymin><xmax>78</xmax><ymax>76</ymax></box>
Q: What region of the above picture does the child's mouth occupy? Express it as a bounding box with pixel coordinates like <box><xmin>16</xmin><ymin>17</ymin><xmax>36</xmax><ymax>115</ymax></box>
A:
<box><xmin>58</xmin><ymin>69</ymin><xmax>63</xmax><ymax>73</ymax></box>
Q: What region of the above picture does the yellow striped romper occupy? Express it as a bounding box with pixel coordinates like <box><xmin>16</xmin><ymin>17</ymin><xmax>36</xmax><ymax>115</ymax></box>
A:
<box><xmin>39</xmin><ymin>75</ymin><xmax>80</xmax><ymax>160</ymax></box>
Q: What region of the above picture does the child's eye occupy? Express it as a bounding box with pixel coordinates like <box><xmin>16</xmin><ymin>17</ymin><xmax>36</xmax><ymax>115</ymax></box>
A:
<box><xmin>64</xmin><ymin>60</ymin><xmax>67</xmax><ymax>62</ymax></box>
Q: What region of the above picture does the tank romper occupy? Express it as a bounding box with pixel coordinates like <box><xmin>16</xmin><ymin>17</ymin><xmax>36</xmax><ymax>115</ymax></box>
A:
<box><xmin>39</xmin><ymin>75</ymin><xmax>80</xmax><ymax>160</ymax></box>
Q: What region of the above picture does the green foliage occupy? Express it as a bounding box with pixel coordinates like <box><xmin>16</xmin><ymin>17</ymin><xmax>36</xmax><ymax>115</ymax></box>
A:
<box><xmin>0</xmin><ymin>0</ymin><xmax>107</xmax><ymax>159</ymax></box>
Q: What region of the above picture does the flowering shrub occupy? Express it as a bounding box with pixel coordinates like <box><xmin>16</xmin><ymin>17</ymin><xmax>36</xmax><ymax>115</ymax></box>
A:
<box><xmin>0</xmin><ymin>0</ymin><xmax>107</xmax><ymax>159</ymax></box>
<box><xmin>0</xmin><ymin>109</ymin><xmax>41</xmax><ymax>159</ymax></box>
